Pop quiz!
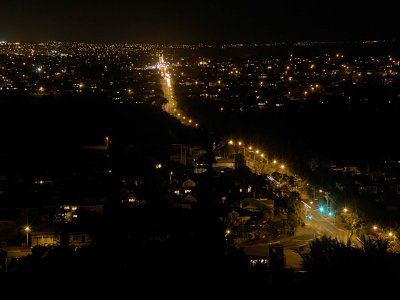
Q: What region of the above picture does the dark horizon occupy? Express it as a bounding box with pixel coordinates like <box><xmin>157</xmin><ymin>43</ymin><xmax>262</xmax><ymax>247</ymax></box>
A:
<box><xmin>1</xmin><ymin>0</ymin><xmax>399</xmax><ymax>44</ymax></box>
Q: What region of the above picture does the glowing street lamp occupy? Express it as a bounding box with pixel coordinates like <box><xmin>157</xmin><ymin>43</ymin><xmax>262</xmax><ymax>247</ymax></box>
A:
<box><xmin>105</xmin><ymin>136</ymin><xmax>109</xmax><ymax>147</ymax></box>
<box><xmin>25</xmin><ymin>226</ymin><xmax>30</xmax><ymax>248</ymax></box>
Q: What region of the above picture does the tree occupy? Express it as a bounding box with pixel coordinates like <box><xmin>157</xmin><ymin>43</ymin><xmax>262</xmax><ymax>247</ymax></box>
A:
<box><xmin>301</xmin><ymin>235</ymin><xmax>400</xmax><ymax>296</ymax></box>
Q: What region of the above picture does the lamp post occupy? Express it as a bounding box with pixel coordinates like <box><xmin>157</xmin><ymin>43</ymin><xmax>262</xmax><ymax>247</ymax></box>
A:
<box><xmin>25</xmin><ymin>226</ymin><xmax>30</xmax><ymax>248</ymax></box>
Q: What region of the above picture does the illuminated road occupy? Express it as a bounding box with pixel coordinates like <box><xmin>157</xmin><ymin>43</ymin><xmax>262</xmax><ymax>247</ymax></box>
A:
<box><xmin>158</xmin><ymin>54</ymin><xmax>198</xmax><ymax>127</ymax></box>
<box><xmin>242</xmin><ymin>215</ymin><xmax>360</xmax><ymax>269</ymax></box>
<box><xmin>301</xmin><ymin>208</ymin><xmax>362</xmax><ymax>248</ymax></box>
<box><xmin>310</xmin><ymin>213</ymin><xmax>347</xmax><ymax>239</ymax></box>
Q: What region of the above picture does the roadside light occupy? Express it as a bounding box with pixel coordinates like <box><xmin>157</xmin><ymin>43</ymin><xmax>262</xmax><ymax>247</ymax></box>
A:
<box><xmin>25</xmin><ymin>226</ymin><xmax>30</xmax><ymax>248</ymax></box>
<box><xmin>328</xmin><ymin>211</ymin><xmax>334</xmax><ymax>217</ymax></box>
<box><xmin>318</xmin><ymin>206</ymin><xmax>325</xmax><ymax>213</ymax></box>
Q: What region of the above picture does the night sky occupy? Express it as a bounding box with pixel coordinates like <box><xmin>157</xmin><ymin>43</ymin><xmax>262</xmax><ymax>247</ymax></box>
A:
<box><xmin>1</xmin><ymin>0</ymin><xmax>399</xmax><ymax>43</ymax></box>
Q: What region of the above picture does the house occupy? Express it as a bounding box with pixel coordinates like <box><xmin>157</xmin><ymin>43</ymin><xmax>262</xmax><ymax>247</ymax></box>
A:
<box><xmin>390</xmin><ymin>183</ymin><xmax>400</xmax><ymax>195</ymax></box>
<box><xmin>174</xmin><ymin>193</ymin><xmax>198</xmax><ymax>210</ymax></box>
<box><xmin>231</xmin><ymin>198</ymin><xmax>274</xmax><ymax>220</ymax></box>
<box><xmin>242</xmin><ymin>242</ymin><xmax>285</xmax><ymax>269</ymax></box>
<box><xmin>226</xmin><ymin>209</ymin><xmax>252</xmax><ymax>226</ymax></box>
<box><xmin>330</xmin><ymin>164</ymin><xmax>362</xmax><ymax>175</ymax></box>
<box><xmin>30</xmin><ymin>223</ymin><xmax>94</xmax><ymax>247</ymax></box>
<box><xmin>181</xmin><ymin>179</ymin><xmax>197</xmax><ymax>194</ymax></box>
<box><xmin>358</xmin><ymin>184</ymin><xmax>378</xmax><ymax>194</ymax></box>
<box><xmin>213</xmin><ymin>158</ymin><xmax>235</xmax><ymax>170</ymax></box>
<box><xmin>182</xmin><ymin>179</ymin><xmax>197</xmax><ymax>188</ymax></box>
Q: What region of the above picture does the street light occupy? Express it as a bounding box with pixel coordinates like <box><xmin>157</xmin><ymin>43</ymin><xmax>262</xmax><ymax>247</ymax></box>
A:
<box><xmin>25</xmin><ymin>226</ymin><xmax>30</xmax><ymax>248</ymax></box>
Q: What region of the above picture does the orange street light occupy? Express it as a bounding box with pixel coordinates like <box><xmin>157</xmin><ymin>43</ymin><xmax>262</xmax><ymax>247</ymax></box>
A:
<box><xmin>25</xmin><ymin>226</ymin><xmax>30</xmax><ymax>248</ymax></box>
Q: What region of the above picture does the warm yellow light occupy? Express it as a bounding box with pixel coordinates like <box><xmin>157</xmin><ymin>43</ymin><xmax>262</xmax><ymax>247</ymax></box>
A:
<box><xmin>373</xmin><ymin>225</ymin><xmax>378</xmax><ymax>230</ymax></box>
<box><xmin>229</xmin><ymin>140</ymin><xmax>234</xmax><ymax>145</ymax></box>
<box><xmin>25</xmin><ymin>226</ymin><xmax>30</xmax><ymax>232</ymax></box>
<box><xmin>280</xmin><ymin>164</ymin><xmax>285</xmax><ymax>169</ymax></box>
<box><xmin>343</xmin><ymin>208</ymin><xmax>348</xmax><ymax>213</ymax></box>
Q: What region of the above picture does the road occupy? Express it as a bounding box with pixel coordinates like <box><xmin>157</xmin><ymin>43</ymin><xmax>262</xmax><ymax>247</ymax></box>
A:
<box><xmin>309</xmin><ymin>212</ymin><xmax>347</xmax><ymax>240</ymax></box>
<box><xmin>241</xmin><ymin>215</ymin><xmax>359</xmax><ymax>270</ymax></box>
<box><xmin>158</xmin><ymin>55</ymin><xmax>198</xmax><ymax>128</ymax></box>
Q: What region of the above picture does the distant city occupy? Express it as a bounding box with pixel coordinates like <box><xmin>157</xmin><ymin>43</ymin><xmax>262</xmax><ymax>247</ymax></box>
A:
<box><xmin>1</xmin><ymin>39</ymin><xmax>399</xmax><ymax>296</ymax></box>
